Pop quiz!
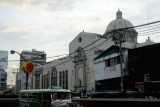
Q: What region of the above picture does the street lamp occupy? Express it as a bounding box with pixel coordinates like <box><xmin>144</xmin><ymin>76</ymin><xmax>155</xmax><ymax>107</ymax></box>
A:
<box><xmin>10</xmin><ymin>50</ymin><xmax>29</xmax><ymax>90</ymax></box>
<box><xmin>10</xmin><ymin>50</ymin><xmax>27</xmax><ymax>61</ymax></box>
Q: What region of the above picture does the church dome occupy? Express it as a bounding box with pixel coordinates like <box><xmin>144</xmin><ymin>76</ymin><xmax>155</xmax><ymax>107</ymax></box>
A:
<box><xmin>104</xmin><ymin>9</ymin><xmax>138</xmax><ymax>43</ymax></box>
<box><xmin>104</xmin><ymin>9</ymin><xmax>135</xmax><ymax>34</ymax></box>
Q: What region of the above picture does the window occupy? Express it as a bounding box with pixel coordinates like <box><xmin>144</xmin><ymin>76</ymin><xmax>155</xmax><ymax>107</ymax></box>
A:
<box><xmin>105</xmin><ymin>59</ymin><xmax>110</xmax><ymax>67</ymax></box>
<box><xmin>78</xmin><ymin>37</ymin><xmax>82</xmax><ymax>43</ymax></box>
<box><xmin>44</xmin><ymin>74</ymin><xmax>49</xmax><ymax>89</ymax></box>
<box><xmin>117</xmin><ymin>56</ymin><xmax>121</xmax><ymax>64</ymax></box>
<box><xmin>1</xmin><ymin>78</ymin><xmax>5</xmax><ymax>81</ymax></box>
<box><xmin>35</xmin><ymin>74</ymin><xmax>40</xmax><ymax>89</ymax></box>
<box><xmin>59</xmin><ymin>70</ymin><xmax>68</xmax><ymax>89</ymax></box>
<box><xmin>110</xmin><ymin>58</ymin><xmax>114</xmax><ymax>66</ymax></box>
<box><xmin>1</xmin><ymin>74</ymin><xmax>6</xmax><ymax>77</ymax></box>
<box><xmin>63</xmin><ymin>71</ymin><xmax>65</xmax><ymax>89</ymax></box>
<box><xmin>59</xmin><ymin>71</ymin><xmax>62</xmax><ymax>87</ymax></box>
<box><xmin>42</xmin><ymin>75</ymin><xmax>44</xmax><ymax>89</ymax></box>
<box><xmin>1</xmin><ymin>83</ymin><xmax>6</xmax><ymax>86</ymax></box>
<box><xmin>51</xmin><ymin>67</ymin><xmax>57</xmax><ymax>87</ymax></box>
<box><xmin>51</xmin><ymin>92</ymin><xmax>70</xmax><ymax>100</ymax></box>
<box><xmin>66</xmin><ymin>70</ymin><xmax>68</xmax><ymax>89</ymax></box>
<box><xmin>105</xmin><ymin>56</ymin><xmax>123</xmax><ymax>67</ymax></box>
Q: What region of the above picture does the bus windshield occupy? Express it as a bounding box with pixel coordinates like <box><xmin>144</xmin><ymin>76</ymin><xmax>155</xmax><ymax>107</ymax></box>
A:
<box><xmin>51</xmin><ymin>92</ymin><xmax>70</xmax><ymax>100</ymax></box>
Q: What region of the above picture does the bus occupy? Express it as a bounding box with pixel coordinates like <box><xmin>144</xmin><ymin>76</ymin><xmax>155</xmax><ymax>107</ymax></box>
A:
<box><xmin>19</xmin><ymin>86</ymin><xmax>78</xmax><ymax>107</ymax></box>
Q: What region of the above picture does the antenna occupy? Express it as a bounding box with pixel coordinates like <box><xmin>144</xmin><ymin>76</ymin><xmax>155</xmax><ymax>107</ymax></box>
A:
<box><xmin>116</xmin><ymin>0</ymin><xmax>119</xmax><ymax>11</ymax></box>
<box><xmin>148</xmin><ymin>8</ymin><xmax>149</xmax><ymax>23</ymax></box>
<box><xmin>147</xmin><ymin>7</ymin><xmax>150</xmax><ymax>37</ymax></box>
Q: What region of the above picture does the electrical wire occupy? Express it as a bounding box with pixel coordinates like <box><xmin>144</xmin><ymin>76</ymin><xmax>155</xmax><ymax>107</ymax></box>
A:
<box><xmin>4</xmin><ymin>20</ymin><xmax>160</xmax><ymax>69</ymax></box>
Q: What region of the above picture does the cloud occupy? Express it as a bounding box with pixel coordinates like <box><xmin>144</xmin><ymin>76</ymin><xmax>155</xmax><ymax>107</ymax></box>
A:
<box><xmin>2</xmin><ymin>23</ymin><xmax>45</xmax><ymax>33</ymax></box>
<box><xmin>0</xmin><ymin>0</ymin><xmax>75</xmax><ymax>12</ymax></box>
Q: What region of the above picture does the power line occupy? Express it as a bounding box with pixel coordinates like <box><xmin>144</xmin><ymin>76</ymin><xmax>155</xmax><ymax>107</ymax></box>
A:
<box><xmin>85</xmin><ymin>37</ymin><xmax>112</xmax><ymax>54</ymax></box>
<box><xmin>121</xmin><ymin>20</ymin><xmax>160</xmax><ymax>30</ymax></box>
<box><xmin>4</xmin><ymin>20</ymin><xmax>160</xmax><ymax>65</ymax></box>
<box><xmin>138</xmin><ymin>31</ymin><xmax>160</xmax><ymax>36</ymax></box>
<box><xmin>73</xmin><ymin>20</ymin><xmax>160</xmax><ymax>56</ymax></box>
<box><xmin>137</xmin><ymin>25</ymin><xmax>160</xmax><ymax>33</ymax></box>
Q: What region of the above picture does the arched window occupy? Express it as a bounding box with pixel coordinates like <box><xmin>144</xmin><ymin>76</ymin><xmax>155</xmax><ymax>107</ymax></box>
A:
<box><xmin>51</xmin><ymin>67</ymin><xmax>57</xmax><ymax>87</ymax></box>
<box><xmin>66</xmin><ymin>70</ymin><xmax>68</xmax><ymax>89</ymax></box>
<box><xmin>35</xmin><ymin>74</ymin><xmax>40</xmax><ymax>89</ymax></box>
<box><xmin>63</xmin><ymin>71</ymin><xmax>65</xmax><ymax>89</ymax></box>
<box><xmin>41</xmin><ymin>75</ymin><xmax>44</xmax><ymax>89</ymax></box>
<box><xmin>59</xmin><ymin>71</ymin><xmax>62</xmax><ymax>87</ymax></box>
<box><xmin>59</xmin><ymin>70</ymin><xmax>68</xmax><ymax>89</ymax></box>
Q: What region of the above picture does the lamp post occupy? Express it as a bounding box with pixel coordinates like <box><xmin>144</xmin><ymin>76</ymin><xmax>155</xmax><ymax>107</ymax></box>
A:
<box><xmin>10</xmin><ymin>50</ymin><xmax>29</xmax><ymax>90</ymax></box>
<box><xmin>12</xmin><ymin>68</ymin><xmax>18</xmax><ymax>94</ymax></box>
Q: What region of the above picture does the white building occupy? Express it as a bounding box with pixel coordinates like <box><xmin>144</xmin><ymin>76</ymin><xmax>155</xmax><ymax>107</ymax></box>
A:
<box><xmin>0</xmin><ymin>68</ymin><xmax>7</xmax><ymax>90</ymax></box>
<box><xmin>0</xmin><ymin>50</ymin><xmax>8</xmax><ymax>69</ymax></box>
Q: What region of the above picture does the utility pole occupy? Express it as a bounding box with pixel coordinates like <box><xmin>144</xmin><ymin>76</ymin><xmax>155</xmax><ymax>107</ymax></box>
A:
<box><xmin>112</xmin><ymin>30</ymin><xmax>126</xmax><ymax>92</ymax></box>
<box><xmin>119</xmin><ymin>41</ymin><xmax>124</xmax><ymax>92</ymax></box>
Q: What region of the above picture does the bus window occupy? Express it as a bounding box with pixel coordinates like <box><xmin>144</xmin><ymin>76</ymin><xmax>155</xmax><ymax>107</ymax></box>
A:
<box><xmin>20</xmin><ymin>93</ymin><xmax>28</xmax><ymax>99</ymax></box>
<box><xmin>51</xmin><ymin>93</ymin><xmax>57</xmax><ymax>100</ymax></box>
<box><xmin>50</xmin><ymin>92</ymin><xmax>71</xmax><ymax>107</ymax></box>
<box><xmin>42</xmin><ymin>93</ymin><xmax>51</xmax><ymax>100</ymax></box>
<box><xmin>62</xmin><ymin>92</ymin><xmax>70</xmax><ymax>99</ymax></box>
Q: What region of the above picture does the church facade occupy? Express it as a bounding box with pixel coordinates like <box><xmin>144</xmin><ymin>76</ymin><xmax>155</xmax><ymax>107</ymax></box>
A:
<box><xmin>32</xmin><ymin>31</ymin><xmax>106</xmax><ymax>92</ymax></box>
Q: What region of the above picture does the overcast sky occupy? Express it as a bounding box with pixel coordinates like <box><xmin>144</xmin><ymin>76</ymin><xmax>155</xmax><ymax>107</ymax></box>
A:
<box><xmin>0</xmin><ymin>0</ymin><xmax>160</xmax><ymax>85</ymax></box>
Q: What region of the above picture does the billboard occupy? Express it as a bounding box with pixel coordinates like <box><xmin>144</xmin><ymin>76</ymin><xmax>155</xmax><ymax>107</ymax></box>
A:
<box><xmin>0</xmin><ymin>50</ymin><xmax>8</xmax><ymax>69</ymax></box>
